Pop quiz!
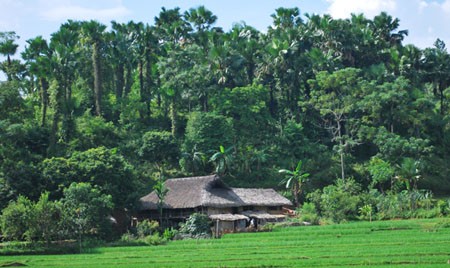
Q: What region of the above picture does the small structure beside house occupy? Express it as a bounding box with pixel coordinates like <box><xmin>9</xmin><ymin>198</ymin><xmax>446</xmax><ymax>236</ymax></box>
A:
<box><xmin>138</xmin><ymin>175</ymin><xmax>292</xmax><ymax>235</ymax></box>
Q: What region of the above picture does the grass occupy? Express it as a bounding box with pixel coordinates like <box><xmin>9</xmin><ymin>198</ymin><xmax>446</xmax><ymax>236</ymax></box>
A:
<box><xmin>1</xmin><ymin>218</ymin><xmax>450</xmax><ymax>267</ymax></box>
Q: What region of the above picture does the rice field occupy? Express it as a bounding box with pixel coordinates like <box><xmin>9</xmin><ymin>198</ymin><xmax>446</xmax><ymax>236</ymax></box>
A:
<box><xmin>1</xmin><ymin>218</ymin><xmax>450</xmax><ymax>267</ymax></box>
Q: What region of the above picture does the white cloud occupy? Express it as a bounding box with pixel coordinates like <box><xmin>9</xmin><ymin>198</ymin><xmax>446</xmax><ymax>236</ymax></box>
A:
<box><xmin>40</xmin><ymin>4</ymin><xmax>131</xmax><ymax>22</ymax></box>
<box><xmin>323</xmin><ymin>0</ymin><xmax>450</xmax><ymax>48</ymax></box>
<box><xmin>326</xmin><ymin>0</ymin><xmax>396</xmax><ymax>19</ymax></box>
<box><xmin>442</xmin><ymin>0</ymin><xmax>450</xmax><ymax>13</ymax></box>
<box><xmin>0</xmin><ymin>0</ymin><xmax>25</xmax><ymax>31</ymax></box>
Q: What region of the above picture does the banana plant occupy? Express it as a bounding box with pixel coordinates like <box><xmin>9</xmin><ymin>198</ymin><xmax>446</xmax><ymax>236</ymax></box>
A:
<box><xmin>279</xmin><ymin>160</ymin><xmax>310</xmax><ymax>207</ymax></box>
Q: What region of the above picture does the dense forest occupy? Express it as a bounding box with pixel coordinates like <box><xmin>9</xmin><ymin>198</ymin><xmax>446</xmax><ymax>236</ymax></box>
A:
<box><xmin>1</xmin><ymin>6</ymin><xmax>450</xmax><ymax>237</ymax></box>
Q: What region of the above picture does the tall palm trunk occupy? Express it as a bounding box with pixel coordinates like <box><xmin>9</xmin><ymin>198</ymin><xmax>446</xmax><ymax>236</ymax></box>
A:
<box><xmin>92</xmin><ymin>42</ymin><xmax>102</xmax><ymax>116</ymax></box>
<box><xmin>170</xmin><ymin>97</ymin><xmax>177</xmax><ymax>137</ymax></box>
<box><xmin>39</xmin><ymin>78</ymin><xmax>49</xmax><ymax>127</ymax></box>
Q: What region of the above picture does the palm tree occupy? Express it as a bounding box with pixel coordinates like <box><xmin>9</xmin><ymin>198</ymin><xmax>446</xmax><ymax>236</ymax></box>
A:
<box><xmin>184</xmin><ymin>5</ymin><xmax>217</xmax><ymax>48</ymax></box>
<box><xmin>22</xmin><ymin>36</ymin><xmax>52</xmax><ymax>126</ymax></box>
<box><xmin>181</xmin><ymin>146</ymin><xmax>206</xmax><ymax>175</ymax></box>
<box><xmin>209</xmin><ymin>145</ymin><xmax>234</xmax><ymax>176</ymax></box>
<box><xmin>80</xmin><ymin>20</ymin><xmax>107</xmax><ymax>117</ymax></box>
<box><xmin>279</xmin><ymin>160</ymin><xmax>310</xmax><ymax>207</ymax></box>
<box><xmin>48</xmin><ymin>23</ymin><xmax>80</xmax><ymax>150</ymax></box>
<box><xmin>395</xmin><ymin>158</ymin><xmax>421</xmax><ymax>191</ymax></box>
<box><xmin>0</xmin><ymin>31</ymin><xmax>19</xmax><ymax>80</ymax></box>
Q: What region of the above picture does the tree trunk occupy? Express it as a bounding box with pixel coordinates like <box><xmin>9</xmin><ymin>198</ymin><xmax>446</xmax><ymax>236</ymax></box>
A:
<box><xmin>293</xmin><ymin>181</ymin><xmax>299</xmax><ymax>207</ymax></box>
<box><xmin>170</xmin><ymin>98</ymin><xmax>177</xmax><ymax>137</ymax></box>
<box><xmin>115</xmin><ymin>64</ymin><xmax>124</xmax><ymax>100</ymax></box>
<box><xmin>138</xmin><ymin>60</ymin><xmax>146</xmax><ymax>119</ymax></box>
<box><xmin>337</xmin><ymin>120</ymin><xmax>345</xmax><ymax>181</ymax></box>
<box><xmin>92</xmin><ymin>42</ymin><xmax>102</xmax><ymax>116</ymax></box>
<box><xmin>144</xmin><ymin>57</ymin><xmax>152</xmax><ymax>117</ymax></box>
<box><xmin>40</xmin><ymin>78</ymin><xmax>49</xmax><ymax>127</ymax></box>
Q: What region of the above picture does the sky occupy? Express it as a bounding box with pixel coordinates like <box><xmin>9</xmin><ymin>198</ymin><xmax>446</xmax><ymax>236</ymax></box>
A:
<box><xmin>1</xmin><ymin>0</ymin><xmax>450</xmax><ymax>57</ymax></box>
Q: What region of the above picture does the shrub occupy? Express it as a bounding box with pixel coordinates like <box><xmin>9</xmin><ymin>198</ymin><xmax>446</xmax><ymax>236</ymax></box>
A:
<box><xmin>144</xmin><ymin>233</ymin><xmax>166</xmax><ymax>246</ymax></box>
<box><xmin>299</xmin><ymin>202</ymin><xmax>319</xmax><ymax>225</ymax></box>
<box><xmin>136</xmin><ymin>220</ymin><xmax>159</xmax><ymax>238</ymax></box>
<box><xmin>437</xmin><ymin>199</ymin><xmax>450</xmax><ymax>216</ymax></box>
<box><xmin>60</xmin><ymin>182</ymin><xmax>114</xmax><ymax>240</ymax></box>
<box><xmin>179</xmin><ymin>213</ymin><xmax>211</xmax><ymax>237</ymax></box>
<box><xmin>358</xmin><ymin>205</ymin><xmax>373</xmax><ymax>222</ymax></box>
<box><xmin>163</xmin><ymin>227</ymin><xmax>178</xmax><ymax>240</ymax></box>
<box><xmin>0</xmin><ymin>196</ymin><xmax>33</xmax><ymax>241</ymax></box>
<box><xmin>319</xmin><ymin>178</ymin><xmax>362</xmax><ymax>223</ymax></box>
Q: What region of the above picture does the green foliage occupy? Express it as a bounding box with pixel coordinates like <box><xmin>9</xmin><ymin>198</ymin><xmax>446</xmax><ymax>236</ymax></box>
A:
<box><xmin>65</xmin><ymin>147</ymin><xmax>135</xmax><ymax>207</ymax></box>
<box><xmin>183</xmin><ymin>112</ymin><xmax>234</xmax><ymax>155</ymax></box>
<box><xmin>179</xmin><ymin>213</ymin><xmax>211</xmax><ymax>237</ymax></box>
<box><xmin>60</xmin><ymin>182</ymin><xmax>114</xmax><ymax>240</ymax></box>
<box><xmin>298</xmin><ymin>202</ymin><xmax>319</xmax><ymax>225</ymax></box>
<box><xmin>3</xmin><ymin>7</ymin><xmax>450</xmax><ymax>245</ymax></box>
<box><xmin>368</xmin><ymin>157</ymin><xmax>394</xmax><ymax>190</ymax></box>
<box><xmin>209</xmin><ymin>145</ymin><xmax>234</xmax><ymax>176</ymax></box>
<box><xmin>308</xmin><ymin>178</ymin><xmax>363</xmax><ymax>223</ymax></box>
<box><xmin>136</xmin><ymin>220</ymin><xmax>159</xmax><ymax>238</ymax></box>
<box><xmin>279</xmin><ymin>160</ymin><xmax>310</xmax><ymax>206</ymax></box>
<box><xmin>25</xmin><ymin>192</ymin><xmax>61</xmax><ymax>243</ymax></box>
<box><xmin>0</xmin><ymin>196</ymin><xmax>33</xmax><ymax>241</ymax></box>
<box><xmin>138</xmin><ymin>131</ymin><xmax>179</xmax><ymax>164</ymax></box>
<box><xmin>213</xmin><ymin>84</ymin><xmax>272</xmax><ymax>143</ymax></box>
<box><xmin>0</xmin><ymin>193</ymin><xmax>61</xmax><ymax>243</ymax></box>
<box><xmin>358</xmin><ymin>204</ymin><xmax>373</xmax><ymax>222</ymax></box>
<box><xmin>143</xmin><ymin>233</ymin><xmax>167</xmax><ymax>246</ymax></box>
<box><xmin>71</xmin><ymin>112</ymin><xmax>121</xmax><ymax>151</ymax></box>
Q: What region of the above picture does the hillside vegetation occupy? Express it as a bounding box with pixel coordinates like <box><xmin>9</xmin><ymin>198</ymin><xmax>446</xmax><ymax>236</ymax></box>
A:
<box><xmin>1</xmin><ymin>6</ymin><xmax>450</xmax><ymax>243</ymax></box>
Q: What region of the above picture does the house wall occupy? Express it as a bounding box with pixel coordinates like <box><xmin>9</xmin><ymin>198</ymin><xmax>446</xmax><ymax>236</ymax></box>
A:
<box><xmin>253</xmin><ymin>206</ymin><xmax>284</xmax><ymax>214</ymax></box>
<box><xmin>207</xmin><ymin>207</ymin><xmax>233</xmax><ymax>215</ymax></box>
<box><xmin>212</xmin><ymin>219</ymin><xmax>248</xmax><ymax>237</ymax></box>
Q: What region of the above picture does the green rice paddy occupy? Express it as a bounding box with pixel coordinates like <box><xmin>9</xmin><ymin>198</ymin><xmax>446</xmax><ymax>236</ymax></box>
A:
<box><xmin>1</xmin><ymin>218</ymin><xmax>450</xmax><ymax>267</ymax></box>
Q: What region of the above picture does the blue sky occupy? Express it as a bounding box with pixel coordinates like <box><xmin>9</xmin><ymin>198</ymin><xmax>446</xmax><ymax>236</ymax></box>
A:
<box><xmin>1</xmin><ymin>0</ymin><xmax>450</xmax><ymax>55</ymax></box>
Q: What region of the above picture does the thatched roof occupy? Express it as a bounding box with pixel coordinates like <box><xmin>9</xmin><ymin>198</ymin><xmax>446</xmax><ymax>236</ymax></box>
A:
<box><xmin>241</xmin><ymin>210</ymin><xmax>286</xmax><ymax>220</ymax></box>
<box><xmin>209</xmin><ymin>214</ymin><xmax>249</xmax><ymax>221</ymax></box>
<box><xmin>139</xmin><ymin>175</ymin><xmax>292</xmax><ymax>210</ymax></box>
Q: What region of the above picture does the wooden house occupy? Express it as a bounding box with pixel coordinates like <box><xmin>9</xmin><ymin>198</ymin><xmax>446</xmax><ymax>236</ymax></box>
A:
<box><xmin>138</xmin><ymin>175</ymin><xmax>292</xmax><ymax>234</ymax></box>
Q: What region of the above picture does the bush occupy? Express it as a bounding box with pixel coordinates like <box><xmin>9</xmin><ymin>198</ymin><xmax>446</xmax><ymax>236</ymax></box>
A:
<box><xmin>0</xmin><ymin>196</ymin><xmax>33</xmax><ymax>241</ymax></box>
<box><xmin>299</xmin><ymin>202</ymin><xmax>319</xmax><ymax>225</ymax></box>
<box><xmin>143</xmin><ymin>233</ymin><xmax>167</xmax><ymax>246</ymax></box>
<box><xmin>437</xmin><ymin>199</ymin><xmax>450</xmax><ymax>216</ymax></box>
<box><xmin>163</xmin><ymin>228</ymin><xmax>178</xmax><ymax>240</ymax></box>
<box><xmin>136</xmin><ymin>220</ymin><xmax>159</xmax><ymax>238</ymax></box>
<box><xmin>179</xmin><ymin>213</ymin><xmax>211</xmax><ymax>237</ymax></box>
<box><xmin>60</xmin><ymin>182</ymin><xmax>114</xmax><ymax>240</ymax></box>
<box><xmin>319</xmin><ymin>178</ymin><xmax>362</xmax><ymax>223</ymax></box>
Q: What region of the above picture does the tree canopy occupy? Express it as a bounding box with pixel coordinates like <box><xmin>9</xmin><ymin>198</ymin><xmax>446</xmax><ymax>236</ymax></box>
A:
<box><xmin>0</xmin><ymin>6</ymin><xmax>450</xmax><ymax>215</ymax></box>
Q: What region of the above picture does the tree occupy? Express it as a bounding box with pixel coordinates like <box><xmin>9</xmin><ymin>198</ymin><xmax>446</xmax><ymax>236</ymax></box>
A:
<box><xmin>69</xmin><ymin>147</ymin><xmax>136</xmax><ymax>208</ymax></box>
<box><xmin>368</xmin><ymin>157</ymin><xmax>394</xmax><ymax>192</ymax></box>
<box><xmin>279</xmin><ymin>160</ymin><xmax>310</xmax><ymax>207</ymax></box>
<box><xmin>0</xmin><ymin>195</ymin><xmax>33</xmax><ymax>241</ymax></box>
<box><xmin>48</xmin><ymin>23</ymin><xmax>80</xmax><ymax>150</ymax></box>
<box><xmin>395</xmin><ymin>157</ymin><xmax>422</xmax><ymax>191</ymax></box>
<box><xmin>180</xmin><ymin>146</ymin><xmax>207</xmax><ymax>176</ymax></box>
<box><xmin>0</xmin><ymin>31</ymin><xmax>19</xmax><ymax>80</ymax></box>
<box><xmin>22</xmin><ymin>36</ymin><xmax>52</xmax><ymax>127</ymax></box>
<box><xmin>138</xmin><ymin>131</ymin><xmax>179</xmax><ymax>166</ymax></box>
<box><xmin>308</xmin><ymin>68</ymin><xmax>362</xmax><ymax>180</ymax></box>
<box><xmin>152</xmin><ymin>174</ymin><xmax>168</xmax><ymax>225</ymax></box>
<box><xmin>183</xmin><ymin>112</ymin><xmax>234</xmax><ymax>155</ymax></box>
<box><xmin>209</xmin><ymin>145</ymin><xmax>234</xmax><ymax>176</ymax></box>
<box><xmin>80</xmin><ymin>20</ymin><xmax>107</xmax><ymax>117</ymax></box>
<box><xmin>60</xmin><ymin>182</ymin><xmax>113</xmax><ymax>242</ymax></box>
<box><xmin>26</xmin><ymin>192</ymin><xmax>61</xmax><ymax>244</ymax></box>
